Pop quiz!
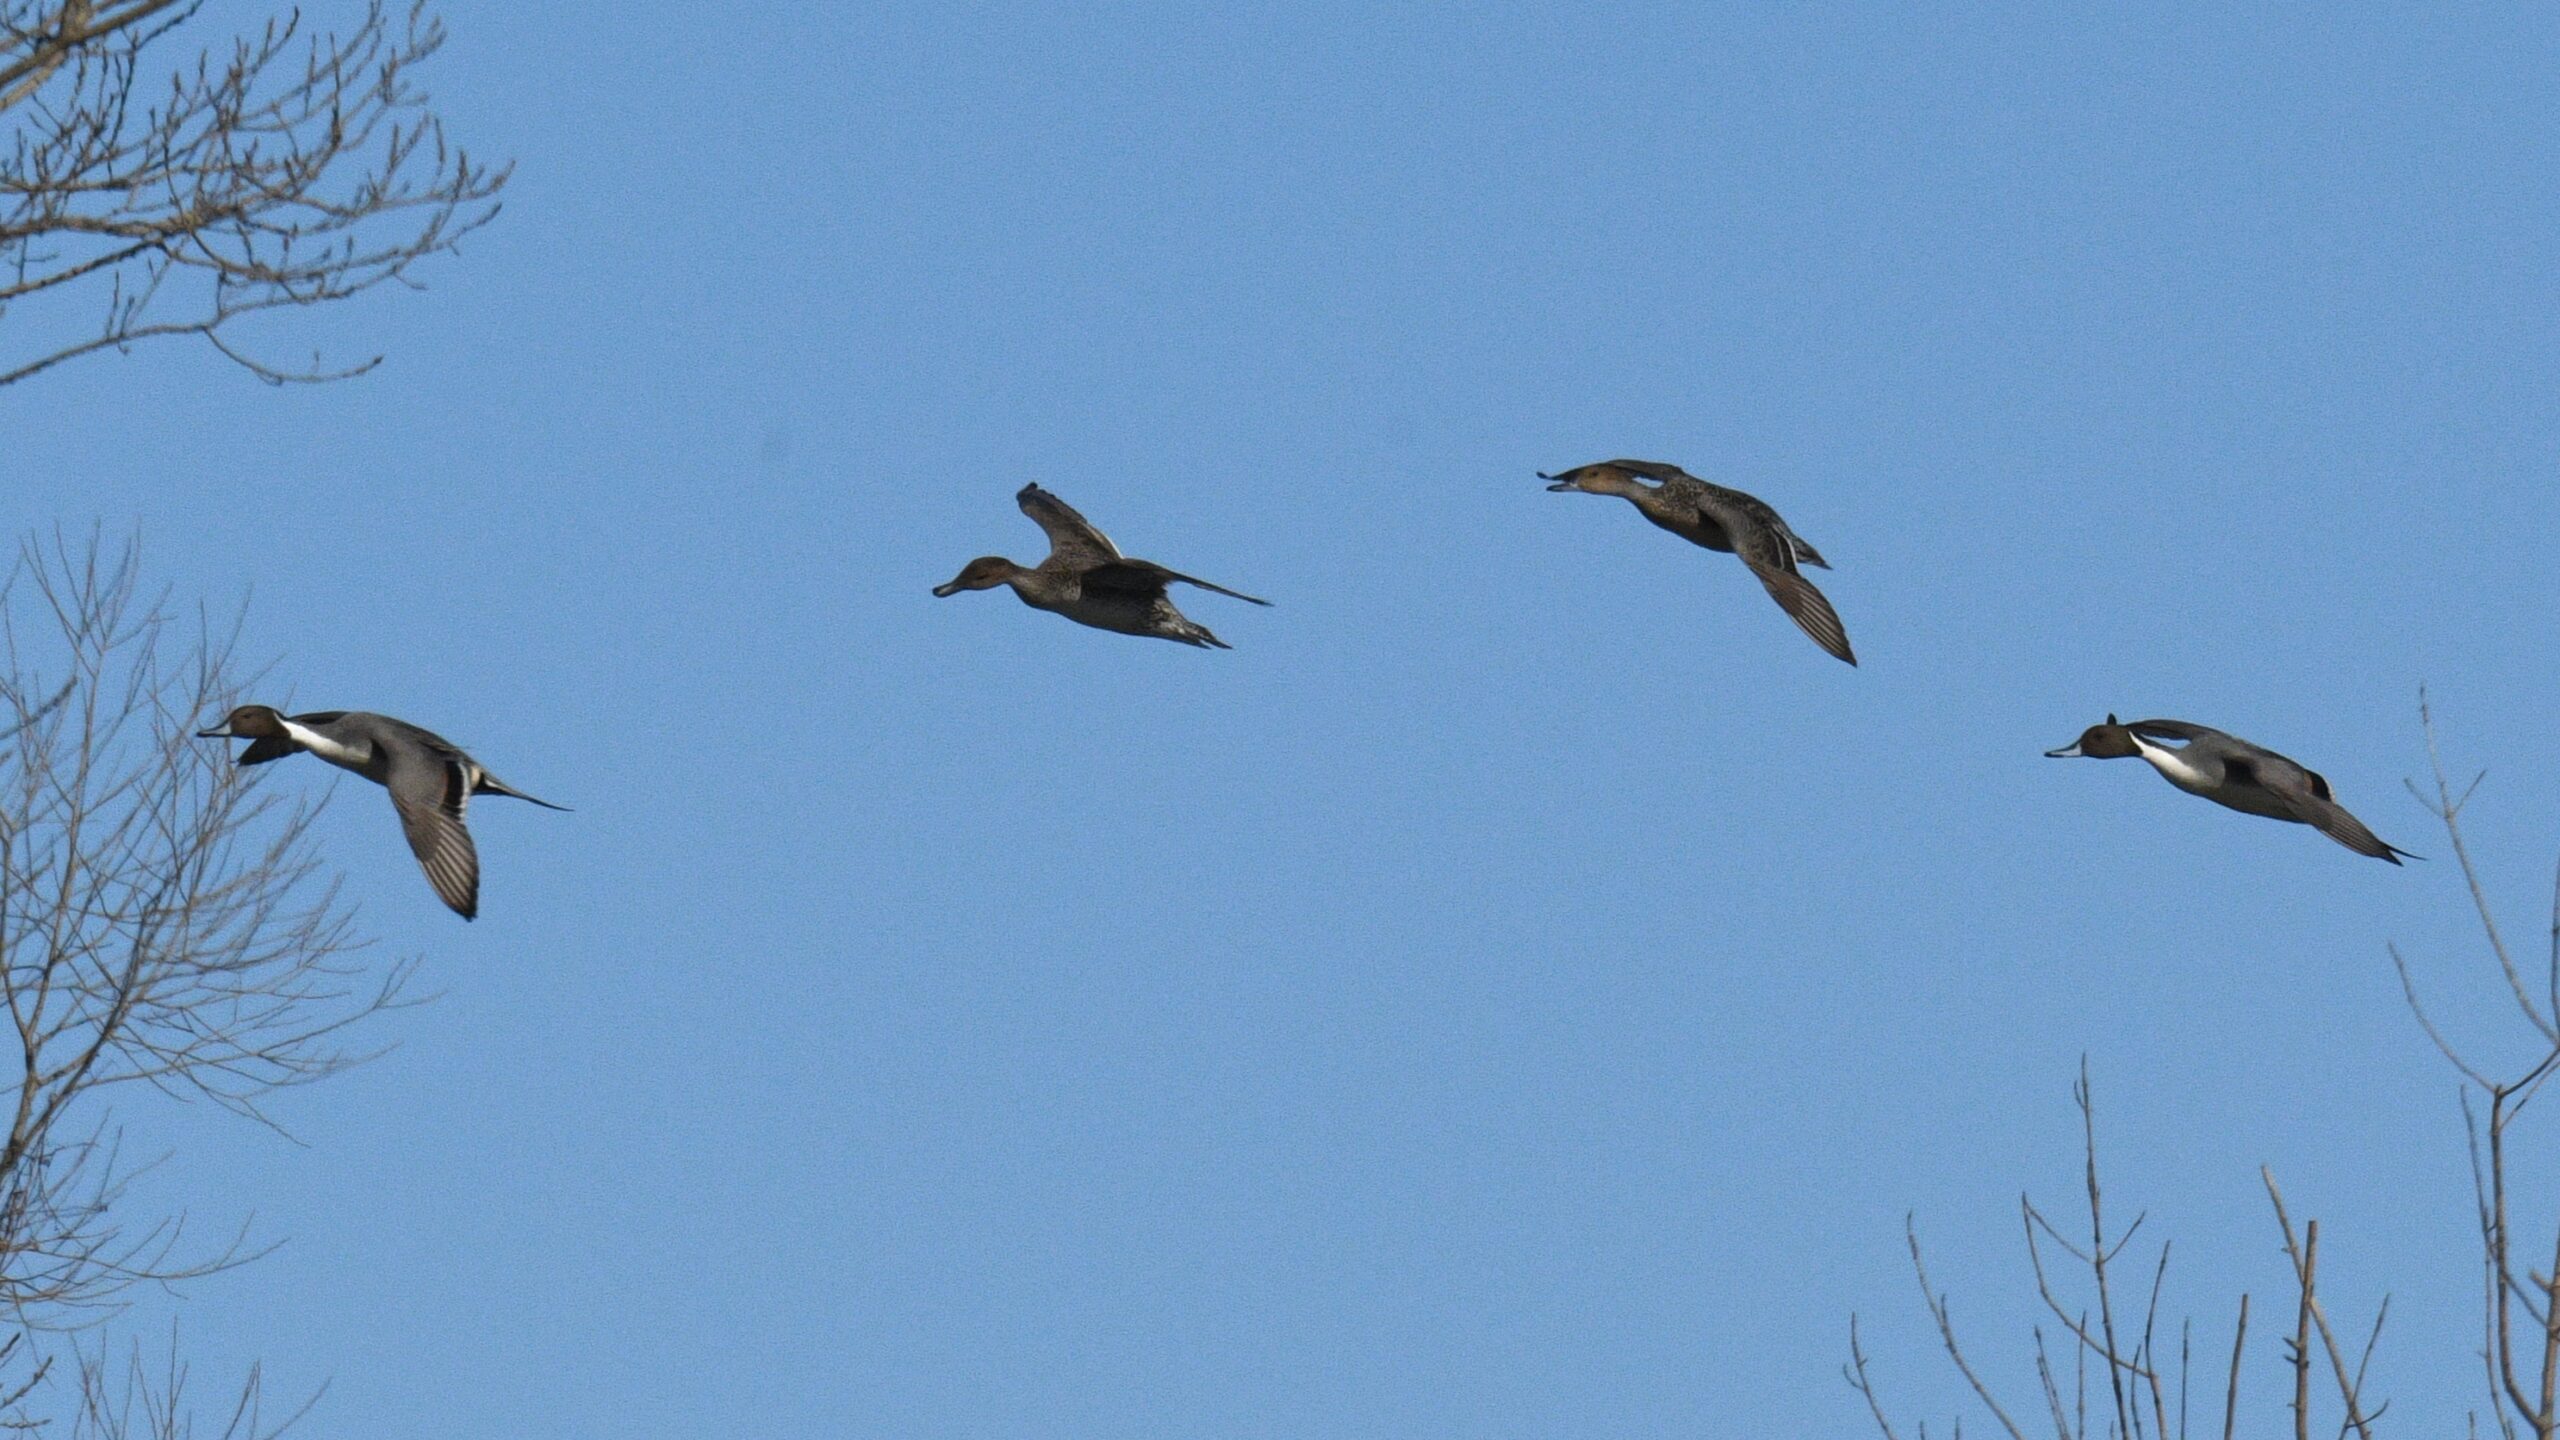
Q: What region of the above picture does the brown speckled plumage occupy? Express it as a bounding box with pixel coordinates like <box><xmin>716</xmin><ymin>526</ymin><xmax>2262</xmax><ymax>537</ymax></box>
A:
<box><xmin>1541</xmin><ymin>459</ymin><xmax>1855</xmax><ymax>666</ymax></box>
<box><xmin>933</xmin><ymin>484</ymin><xmax>1270</xmax><ymax>649</ymax></box>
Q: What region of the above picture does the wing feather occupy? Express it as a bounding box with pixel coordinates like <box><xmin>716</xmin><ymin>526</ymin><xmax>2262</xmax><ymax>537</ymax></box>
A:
<box><xmin>388</xmin><ymin>752</ymin><xmax>481</xmax><ymax>919</ymax></box>
<box><xmin>1016</xmin><ymin>484</ymin><xmax>1120</xmax><ymax>565</ymax></box>
<box><xmin>1085</xmin><ymin>559</ymin><xmax>1270</xmax><ymax>606</ymax></box>
<box><xmin>1710</xmin><ymin>498</ymin><xmax>1857</xmax><ymax>666</ymax></box>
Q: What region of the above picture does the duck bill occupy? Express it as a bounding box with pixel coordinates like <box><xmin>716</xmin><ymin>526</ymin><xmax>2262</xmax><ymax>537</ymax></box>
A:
<box><xmin>1538</xmin><ymin>472</ymin><xmax>1576</xmax><ymax>492</ymax></box>
<box><xmin>930</xmin><ymin>581</ymin><xmax>963</xmax><ymax>598</ymax></box>
<box><xmin>2043</xmin><ymin>741</ymin><xmax>2084</xmax><ymax>758</ymax></box>
<box><xmin>195</xmin><ymin>723</ymin><xmax>235</xmax><ymax>738</ymax></box>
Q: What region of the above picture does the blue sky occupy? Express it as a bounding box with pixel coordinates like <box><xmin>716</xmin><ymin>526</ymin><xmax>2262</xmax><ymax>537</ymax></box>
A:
<box><xmin>11</xmin><ymin>3</ymin><xmax>2560</xmax><ymax>1434</ymax></box>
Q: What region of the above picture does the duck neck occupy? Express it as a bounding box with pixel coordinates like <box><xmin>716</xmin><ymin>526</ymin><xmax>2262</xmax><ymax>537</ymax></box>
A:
<box><xmin>2129</xmin><ymin>734</ymin><xmax>2208</xmax><ymax>791</ymax></box>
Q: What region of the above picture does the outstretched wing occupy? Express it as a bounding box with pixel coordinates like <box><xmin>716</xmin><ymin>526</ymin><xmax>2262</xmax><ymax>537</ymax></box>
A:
<box><xmin>2220</xmin><ymin>752</ymin><xmax>2414</xmax><ymax>864</ymax></box>
<box><xmin>2287</xmin><ymin>791</ymin><xmax>2414</xmax><ymax>863</ymax></box>
<box><xmin>1084</xmin><ymin>559</ymin><xmax>1272</xmax><ymax>606</ymax></box>
<box><xmin>386</xmin><ymin>748</ymin><xmax>480</xmax><ymax>919</ymax></box>
<box><xmin>1673</xmin><ymin>472</ymin><xmax>1835</xmax><ymax>571</ymax></box>
<box><xmin>1700</xmin><ymin>494</ymin><xmax>1856</xmax><ymax>666</ymax></box>
<box><xmin>2127</xmin><ymin>719</ymin><xmax>2219</xmax><ymax>744</ymax></box>
<box><xmin>1599</xmin><ymin>458</ymin><xmax>1702</xmax><ymax>484</ymax></box>
<box><xmin>1016</xmin><ymin>484</ymin><xmax>1121</xmax><ymax>565</ymax></box>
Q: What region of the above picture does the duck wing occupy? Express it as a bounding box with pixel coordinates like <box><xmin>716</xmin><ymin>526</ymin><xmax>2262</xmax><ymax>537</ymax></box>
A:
<box><xmin>1599</xmin><ymin>458</ymin><xmax>1701</xmax><ymax>484</ymax></box>
<box><xmin>2218</xmin><ymin>751</ymin><xmax>2417</xmax><ymax>864</ymax></box>
<box><xmin>236</xmin><ymin>736</ymin><xmax>301</xmax><ymax>765</ymax></box>
<box><xmin>2291</xmin><ymin>793</ymin><xmax>2418</xmax><ymax>863</ymax></box>
<box><xmin>386</xmin><ymin>746</ymin><xmax>480</xmax><ymax>919</ymax></box>
<box><xmin>1084</xmin><ymin>559</ymin><xmax>1271</xmax><ymax>606</ymax></box>
<box><xmin>1658</xmin><ymin>468</ymin><xmax>1834</xmax><ymax>571</ymax></box>
<box><xmin>2127</xmin><ymin>719</ymin><xmax>2222</xmax><ymax>744</ymax></box>
<box><xmin>1016</xmin><ymin>484</ymin><xmax>1121</xmax><ymax>566</ymax></box>
<box><xmin>1695</xmin><ymin>492</ymin><xmax>1855</xmax><ymax>666</ymax></box>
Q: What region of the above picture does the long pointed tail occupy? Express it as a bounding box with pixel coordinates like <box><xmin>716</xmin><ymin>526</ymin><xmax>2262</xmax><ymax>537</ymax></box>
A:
<box><xmin>475</xmin><ymin>772</ymin><xmax>572</xmax><ymax>811</ymax></box>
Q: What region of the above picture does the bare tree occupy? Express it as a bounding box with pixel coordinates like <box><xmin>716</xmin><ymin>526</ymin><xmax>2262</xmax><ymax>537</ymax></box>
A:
<box><xmin>1844</xmin><ymin>1067</ymin><xmax>2385</xmax><ymax>1440</ymax></box>
<box><xmin>0</xmin><ymin>531</ymin><xmax>407</xmax><ymax>1435</ymax></box>
<box><xmin>0</xmin><ymin>0</ymin><xmax>507</xmax><ymax>387</ymax></box>
<box><xmin>2393</xmin><ymin>692</ymin><xmax>2560</xmax><ymax>1439</ymax></box>
<box><xmin>1849</xmin><ymin>699</ymin><xmax>2558</xmax><ymax>1437</ymax></box>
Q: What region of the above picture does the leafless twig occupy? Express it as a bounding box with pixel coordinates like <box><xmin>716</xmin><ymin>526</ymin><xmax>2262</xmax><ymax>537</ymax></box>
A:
<box><xmin>0</xmin><ymin>1</ymin><xmax>509</xmax><ymax>386</ymax></box>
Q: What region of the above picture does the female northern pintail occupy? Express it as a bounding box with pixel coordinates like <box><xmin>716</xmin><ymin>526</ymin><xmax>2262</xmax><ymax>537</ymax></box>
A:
<box><xmin>1539</xmin><ymin>459</ymin><xmax>1856</xmax><ymax>666</ymax></box>
<box><xmin>196</xmin><ymin>705</ymin><xmax>569</xmax><ymax>918</ymax></box>
<box><xmin>2044</xmin><ymin>715</ymin><xmax>2415</xmax><ymax>864</ymax></box>
<box><xmin>933</xmin><ymin>483</ymin><xmax>1270</xmax><ymax>648</ymax></box>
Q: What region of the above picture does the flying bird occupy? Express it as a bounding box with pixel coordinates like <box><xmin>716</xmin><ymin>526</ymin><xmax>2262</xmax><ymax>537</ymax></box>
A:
<box><xmin>1540</xmin><ymin>459</ymin><xmax>1855</xmax><ymax>665</ymax></box>
<box><xmin>2045</xmin><ymin>715</ymin><xmax>2416</xmax><ymax>863</ymax></box>
<box><xmin>933</xmin><ymin>483</ymin><xmax>1269</xmax><ymax>648</ymax></box>
<box><xmin>197</xmin><ymin>705</ymin><xmax>569</xmax><ymax>918</ymax></box>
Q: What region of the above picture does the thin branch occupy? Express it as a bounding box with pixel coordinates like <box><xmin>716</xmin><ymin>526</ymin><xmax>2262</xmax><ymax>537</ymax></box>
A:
<box><xmin>1909</xmin><ymin>1216</ymin><xmax>2033</xmax><ymax>1440</ymax></box>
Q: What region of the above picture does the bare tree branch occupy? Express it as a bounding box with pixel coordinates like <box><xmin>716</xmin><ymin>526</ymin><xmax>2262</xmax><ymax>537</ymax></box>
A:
<box><xmin>0</xmin><ymin>0</ymin><xmax>508</xmax><ymax>386</ymax></box>
<box><xmin>0</xmin><ymin>529</ymin><xmax>406</xmax><ymax>1433</ymax></box>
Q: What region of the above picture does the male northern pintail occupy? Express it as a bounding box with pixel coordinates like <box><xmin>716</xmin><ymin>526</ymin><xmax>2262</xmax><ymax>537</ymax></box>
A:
<box><xmin>933</xmin><ymin>483</ymin><xmax>1270</xmax><ymax>648</ymax></box>
<box><xmin>1539</xmin><ymin>459</ymin><xmax>1856</xmax><ymax>665</ymax></box>
<box><xmin>196</xmin><ymin>705</ymin><xmax>570</xmax><ymax>918</ymax></box>
<box><xmin>2044</xmin><ymin>715</ymin><xmax>2415</xmax><ymax>864</ymax></box>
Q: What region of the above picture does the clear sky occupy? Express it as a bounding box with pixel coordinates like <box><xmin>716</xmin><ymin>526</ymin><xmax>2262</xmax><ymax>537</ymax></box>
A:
<box><xmin>11</xmin><ymin>3</ymin><xmax>2560</xmax><ymax>1435</ymax></box>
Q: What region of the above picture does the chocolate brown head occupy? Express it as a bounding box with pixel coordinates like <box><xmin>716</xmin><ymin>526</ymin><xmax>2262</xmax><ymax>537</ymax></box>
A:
<box><xmin>196</xmin><ymin>704</ymin><xmax>289</xmax><ymax>740</ymax></box>
<box><xmin>2045</xmin><ymin>714</ymin><xmax>2139</xmax><ymax>759</ymax></box>
<box><xmin>1539</xmin><ymin>463</ymin><xmax>1646</xmax><ymax>497</ymax></box>
<box><xmin>932</xmin><ymin>557</ymin><xmax>1021</xmax><ymax>598</ymax></box>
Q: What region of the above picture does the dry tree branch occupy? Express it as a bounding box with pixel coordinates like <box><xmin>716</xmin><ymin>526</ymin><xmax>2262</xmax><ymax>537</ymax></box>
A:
<box><xmin>2262</xmin><ymin>1173</ymin><xmax>2377</xmax><ymax>1440</ymax></box>
<box><xmin>2392</xmin><ymin>694</ymin><xmax>2560</xmax><ymax>1438</ymax></box>
<box><xmin>0</xmin><ymin>0</ymin><xmax>509</xmax><ymax>386</ymax></box>
<box><xmin>0</xmin><ymin>528</ymin><xmax>404</xmax><ymax>1432</ymax></box>
<box><xmin>1852</xmin><ymin>1072</ymin><xmax>2408</xmax><ymax>1440</ymax></box>
<box><xmin>1905</xmin><ymin>1216</ymin><xmax>2033</xmax><ymax>1440</ymax></box>
<box><xmin>2407</xmin><ymin>687</ymin><xmax>2554</xmax><ymax>1044</ymax></box>
<box><xmin>1845</xmin><ymin>1315</ymin><xmax>1910</xmax><ymax>1440</ymax></box>
<box><xmin>2224</xmin><ymin>1295</ymin><xmax>2248</xmax><ymax>1440</ymax></box>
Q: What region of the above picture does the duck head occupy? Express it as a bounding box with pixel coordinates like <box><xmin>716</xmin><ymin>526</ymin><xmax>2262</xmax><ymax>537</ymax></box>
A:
<box><xmin>932</xmin><ymin>556</ymin><xmax>1021</xmax><ymax>597</ymax></box>
<box><xmin>196</xmin><ymin>704</ymin><xmax>289</xmax><ymax>740</ymax></box>
<box><xmin>1539</xmin><ymin>463</ymin><xmax>1643</xmax><ymax>497</ymax></box>
<box><xmin>2045</xmin><ymin>715</ymin><xmax>2139</xmax><ymax>759</ymax></box>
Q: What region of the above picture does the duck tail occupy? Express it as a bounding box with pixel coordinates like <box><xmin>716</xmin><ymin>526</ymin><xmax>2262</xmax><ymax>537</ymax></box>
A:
<box><xmin>474</xmin><ymin>772</ymin><xmax>573</xmax><ymax>811</ymax></box>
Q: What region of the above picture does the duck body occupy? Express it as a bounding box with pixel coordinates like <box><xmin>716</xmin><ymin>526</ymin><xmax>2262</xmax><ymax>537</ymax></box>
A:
<box><xmin>1540</xmin><ymin>459</ymin><xmax>1853</xmax><ymax>665</ymax></box>
<box><xmin>196</xmin><ymin>705</ymin><xmax>568</xmax><ymax>918</ymax></box>
<box><xmin>2044</xmin><ymin>715</ymin><xmax>2415</xmax><ymax>863</ymax></box>
<box><xmin>934</xmin><ymin>484</ymin><xmax>1269</xmax><ymax>649</ymax></box>
<box><xmin>999</xmin><ymin>565</ymin><xmax>1235</xmax><ymax>647</ymax></box>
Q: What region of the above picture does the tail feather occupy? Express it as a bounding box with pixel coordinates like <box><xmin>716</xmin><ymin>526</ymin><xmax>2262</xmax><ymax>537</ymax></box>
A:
<box><xmin>1747</xmin><ymin>564</ymin><xmax>1857</xmax><ymax>666</ymax></box>
<box><xmin>474</xmin><ymin>772</ymin><xmax>572</xmax><ymax>811</ymax></box>
<box><xmin>2299</xmin><ymin>799</ymin><xmax>2417</xmax><ymax>864</ymax></box>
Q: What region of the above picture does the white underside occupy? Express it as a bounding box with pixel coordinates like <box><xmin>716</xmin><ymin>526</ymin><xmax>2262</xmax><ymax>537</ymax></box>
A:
<box><xmin>281</xmin><ymin>718</ymin><xmax>370</xmax><ymax>772</ymax></box>
<box><xmin>2130</xmin><ymin>734</ymin><xmax>2214</xmax><ymax>795</ymax></box>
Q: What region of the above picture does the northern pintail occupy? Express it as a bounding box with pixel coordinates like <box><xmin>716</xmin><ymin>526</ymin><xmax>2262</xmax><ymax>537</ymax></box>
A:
<box><xmin>2044</xmin><ymin>715</ymin><xmax>2415</xmax><ymax>864</ymax></box>
<box><xmin>1540</xmin><ymin>459</ymin><xmax>1855</xmax><ymax>665</ymax></box>
<box><xmin>933</xmin><ymin>483</ymin><xmax>1270</xmax><ymax>648</ymax></box>
<box><xmin>196</xmin><ymin>705</ymin><xmax>570</xmax><ymax>918</ymax></box>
